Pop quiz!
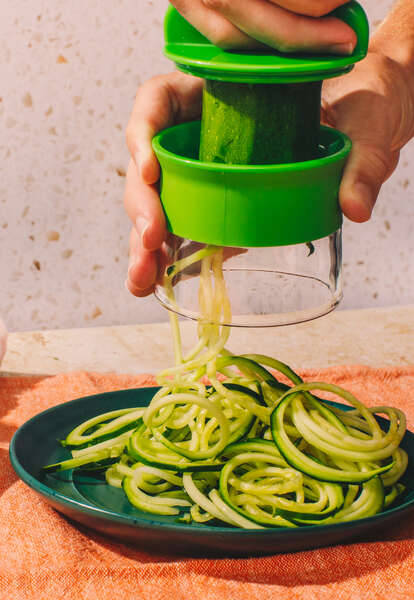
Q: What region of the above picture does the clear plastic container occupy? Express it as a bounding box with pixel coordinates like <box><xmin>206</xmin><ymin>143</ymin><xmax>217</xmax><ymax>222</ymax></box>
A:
<box><xmin>155</xmin><ymin>230</ymin><xmax>342</xmax><ymax>327</ymax></box>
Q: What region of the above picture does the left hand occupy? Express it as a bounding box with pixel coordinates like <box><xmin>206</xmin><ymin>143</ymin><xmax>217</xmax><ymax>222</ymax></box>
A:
<box><xmin>124</xmin><ymin>72</ymin><xmax>203</xmax><ymax>297</ymax></box>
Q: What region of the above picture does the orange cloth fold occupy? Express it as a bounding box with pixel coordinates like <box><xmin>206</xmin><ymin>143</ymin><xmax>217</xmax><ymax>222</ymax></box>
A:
<box><xmin>0</xmin><ymin>366</ymin><xmax>413</xmax><ymax>600</ymax></box>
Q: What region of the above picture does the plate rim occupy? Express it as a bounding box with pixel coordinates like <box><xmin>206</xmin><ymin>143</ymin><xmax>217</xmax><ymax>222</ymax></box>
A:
<box><xmin>9</xmin><ymin>386</ymin><xmax>414</xmax><ymax>539</ymax></box>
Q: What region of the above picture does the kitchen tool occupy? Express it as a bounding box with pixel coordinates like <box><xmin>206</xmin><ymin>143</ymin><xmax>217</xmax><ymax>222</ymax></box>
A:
<box><xmin>153</xmin><ymin>2</ymin><xmax>369</xmax><ymax>326</ymax></box>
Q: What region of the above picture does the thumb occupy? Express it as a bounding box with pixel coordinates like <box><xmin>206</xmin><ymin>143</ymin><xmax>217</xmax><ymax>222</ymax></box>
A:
<box><xmin>339</xmin><ymin>139</ymin><xmax>399</xmax><ymax>223</ymax></box>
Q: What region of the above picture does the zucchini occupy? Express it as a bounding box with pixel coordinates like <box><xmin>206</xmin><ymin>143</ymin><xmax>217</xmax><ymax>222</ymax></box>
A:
<box><xmin>43</xmin><ymin>450</ymin><xmax>120</xmax><ymax>473</ymax></box>
<box><xmin>127</xmin><ymin>423</ymin><xmax>223</xmax><ymax>472</ymax></box>
<box><xmin>222</xmin><ymin>382</ymin><xmax>267</xmax><ymax>407</ymax></box>
<box><xmin>216</xmin><ymin>355</ymin><xmax>279</xmax><ymax>383</ymax></box>
<box><xmin>243</xmin><ymin>354</ymin><xmax>348</xmax><ymax>432</ymax></box>
<box><xmin>384</xmin><ymin>482</ymin><xmax>405</xmax><ymax>508</ymax></box>
<box><xmin>218</xmin><ymin>448</ymin><xmax>297</xmax><ymax>527</ymax></box>
<box><xmin>122</xmin><ymin>476</ymin><xmax>190</xmax><ymax>516</ymax></box>
<box><xmin>325</xmin><ymin>476</ymin><xmax>385</xmax><ymax>523</ymax></box>
<box><xmin>271</xmin><ymin>394</ymin><xmax>393</xmax><ymax>483</ymax></box>
<box><xmin>62</xmin><ymin>407</ymin><xmax>144</xmax><ymax>449</ymax></box>
<box><xmin>221</xmin><ymin>438</ymin><xmax>282</xmax><ymax>459</ymax></box>
<box><xmin>199</xmin><ymin>79</ymin><xmax>321</xmax><ymax>165</ymax></box>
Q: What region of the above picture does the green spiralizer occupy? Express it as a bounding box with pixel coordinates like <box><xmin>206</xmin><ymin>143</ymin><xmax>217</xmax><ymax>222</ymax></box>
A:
<box><xmin>153</xmin><ymin>2</ymin><xmax>369</xmax><ymax>327</ymax></box>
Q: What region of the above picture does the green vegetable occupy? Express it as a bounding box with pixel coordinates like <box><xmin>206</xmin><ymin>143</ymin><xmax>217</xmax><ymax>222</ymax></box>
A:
<box><xmin>199</xmin><ymin>80</ymin><xmax>321</xmax><ymax>165</ymax></box>
<box><xmin>127</xmin><ymin>422</ymin><xmax>224</xmax><ymax>472</ymax></box>
<box><xmin>62</xmin><ymin>407</ymin><xmax>144</xmax><ymax>449</ymax></box>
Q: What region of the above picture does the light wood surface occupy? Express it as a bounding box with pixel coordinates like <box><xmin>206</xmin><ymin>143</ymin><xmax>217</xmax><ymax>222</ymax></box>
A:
<box><xmin>2</xmin><ymin>305</ymin><xmax>413</xmax><ymax>377</ymax></box>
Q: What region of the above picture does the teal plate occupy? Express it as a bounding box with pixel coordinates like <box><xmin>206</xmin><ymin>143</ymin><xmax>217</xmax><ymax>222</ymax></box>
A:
<box><xmin>9</xmin><ymin>387</ymin><xmax>414</xmax><ymax>557</ymax></box>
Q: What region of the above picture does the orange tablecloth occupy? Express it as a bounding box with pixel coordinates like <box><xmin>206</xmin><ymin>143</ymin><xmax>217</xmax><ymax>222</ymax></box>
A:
<box><xmin>1</xmin><ymin>367</ymin><xmax>413</xmax><ymax>600</ymax></box>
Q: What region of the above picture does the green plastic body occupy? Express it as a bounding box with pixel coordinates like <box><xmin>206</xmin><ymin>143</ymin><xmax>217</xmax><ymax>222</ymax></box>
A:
<box><xmin>152</xmin><ymin>121</ymin><xmax>351</xmax><ymax>247</ymax></box>
<box><xmin>164</xmin><ymin>1</ymin><xmax>369</xmax><ymax>84</ymax></box>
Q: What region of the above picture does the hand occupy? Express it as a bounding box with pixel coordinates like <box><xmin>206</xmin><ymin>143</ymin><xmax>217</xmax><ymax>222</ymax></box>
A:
<box><xmin>170</xmin><ymin>0</ymin><xmax>356</xmax><ymax>54</ymax></box>
<box><xmin>322</xmin><ymin>49</ymin><xmax>414</xmax><ymax>221</ymax></box>
<box><xmin>124</xmin><ymin>72</ymin><xmax>203</xmax><ymax>297</ymax></box>
<box><xmin>0</xmin><ymin>318</ymin><xmax>7</xmax><ymax>366</ymax></box>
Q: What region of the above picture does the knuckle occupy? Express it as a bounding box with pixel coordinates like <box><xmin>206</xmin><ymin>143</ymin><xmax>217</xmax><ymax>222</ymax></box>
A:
<box><xmin>357</xmin><ymin>141</ymin><xmax>391</xmax><ymax>180</ymax></box>
<box><xmin>208</xmin><ymin>24</ymin><xmax>238</xmax><ymax>49</ymax></box>
<box><xmin>274</xmin><ymin>39</ymin><xmax>297</xmax><ymax>54</ymax></box>
<box><xmin>135</xmin><ymin>74</ymin><xmax>163</xmax><ymax>103</ymax></box>
<box><xmin>367</xmin><ymin>146</ymin><xmax>390</xmax><ymax>174</ymax></box>
<box><xmin>126</xmin><ymin>74</ymin><xmax>168</xmax><ymax>155</ymax></box>
<box><xmin>202</xmin><ymin>0</ymin><xmax>226</xmax><ymax>10</ymax></box>
<box><xmin>170</xmin><ymin>0</ymin><xmax>189</xmax><ymax>11</ymax></box>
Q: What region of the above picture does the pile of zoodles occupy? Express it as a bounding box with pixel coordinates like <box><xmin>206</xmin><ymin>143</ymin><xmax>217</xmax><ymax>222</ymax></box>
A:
<box><xmin>44</xmin><ymin>246</ymin><xmax>408</xmax><ymax>528</ymax></box>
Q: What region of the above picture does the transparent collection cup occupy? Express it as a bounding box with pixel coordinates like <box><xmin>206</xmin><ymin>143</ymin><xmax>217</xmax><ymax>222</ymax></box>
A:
<box><xmin>155</xmin><ymin>230</ymin><xmax>342</xmax><ymax>328</ymax></box>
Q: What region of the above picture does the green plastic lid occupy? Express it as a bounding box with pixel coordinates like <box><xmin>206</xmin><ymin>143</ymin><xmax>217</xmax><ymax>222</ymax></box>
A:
<box><xmin>164</xmin><ymin>1</ymin><xmax>369</xmax><ymax>83</ymax></box>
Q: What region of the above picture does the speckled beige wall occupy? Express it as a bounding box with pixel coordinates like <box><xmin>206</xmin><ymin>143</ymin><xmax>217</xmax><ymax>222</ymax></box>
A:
<box><xmin>0</xmin><ymin>0</ymin><xmax>413</xmax><ymax>332</ymax></box>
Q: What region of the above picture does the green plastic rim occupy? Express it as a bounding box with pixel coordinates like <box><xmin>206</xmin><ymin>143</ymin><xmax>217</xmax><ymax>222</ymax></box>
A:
<box><xmin>164</xmin><ymin>1</ymin><xmax>369</xmax><ymax>83</ymax></box>
<box><xmin>153</xmin><ymin>121</ymin><xmax>351</xmax><ymax>247</ymax></box>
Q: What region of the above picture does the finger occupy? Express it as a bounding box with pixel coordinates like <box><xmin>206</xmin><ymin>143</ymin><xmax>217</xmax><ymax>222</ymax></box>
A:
<box><xmin>267</xmin><ymin>0</ymin><xmax>351</xmax><ymax>18</ymax></box>
<box><xmin>339</xmin><ymin>143</ymin><xmax>399</xmax><ymax>222</ymax></box>
<box><xmin>126</xmin><ymin>227</ymin><xmax>158</xmax><ymax>294</ymax></box>
<box><xmin>126</xmin><ymin>278</ymin><xmax>155</xmax><ymax>298</ymax></box>
<box><xmin>172</xmin><ymin>0</ymin><xmax>256</xmax><ymax>49</ymax></box>
<box><xmin>202</xmin><ymin>0</ymin><xmax>356</xmax><ymax>54</ymax></box>
<box><xmin>124</xmin><ymin>160</ymin><xmax>166</xmax><ymax>251</ymax></box>
<box><xmin>127</xmin><ymin>244</ymin><xmax>172</xmax><ymax>298</ymax></box>
<box><xmin>126</xmin><ymin>72</ymin><xmax>203</xmax><ymax>184</ymax></box>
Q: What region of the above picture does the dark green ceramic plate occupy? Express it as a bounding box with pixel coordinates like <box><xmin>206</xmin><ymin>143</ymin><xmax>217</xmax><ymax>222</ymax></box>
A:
<box><xmin>9</xmin><ymin>387</ymin><xmax>414</xmax><ymax>557</ymax></box>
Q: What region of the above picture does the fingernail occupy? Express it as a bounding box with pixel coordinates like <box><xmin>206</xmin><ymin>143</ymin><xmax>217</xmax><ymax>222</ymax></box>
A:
<box><xmin>136</xmin><ymin>216</ymin><xmax>150</xmax><ymax>247</ymax></box>
<box><xmin>330</xmin><ymin>42</ymin><xmax>354</xmax><ymax>56</ymax></box>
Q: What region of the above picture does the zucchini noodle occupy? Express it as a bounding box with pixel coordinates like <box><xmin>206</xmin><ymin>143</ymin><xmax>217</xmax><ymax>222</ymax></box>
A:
<box><xmin>44</xmin><ymin>245</ymin><xmax>409</xmax><ymax>528</ymax></box>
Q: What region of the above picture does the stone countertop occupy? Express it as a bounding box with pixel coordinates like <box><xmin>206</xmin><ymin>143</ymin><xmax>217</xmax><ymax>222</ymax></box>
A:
<box><xmin>2</xmin><ymin>305</ymin><xmax>413</xmax><ymax>377</ymax></box>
